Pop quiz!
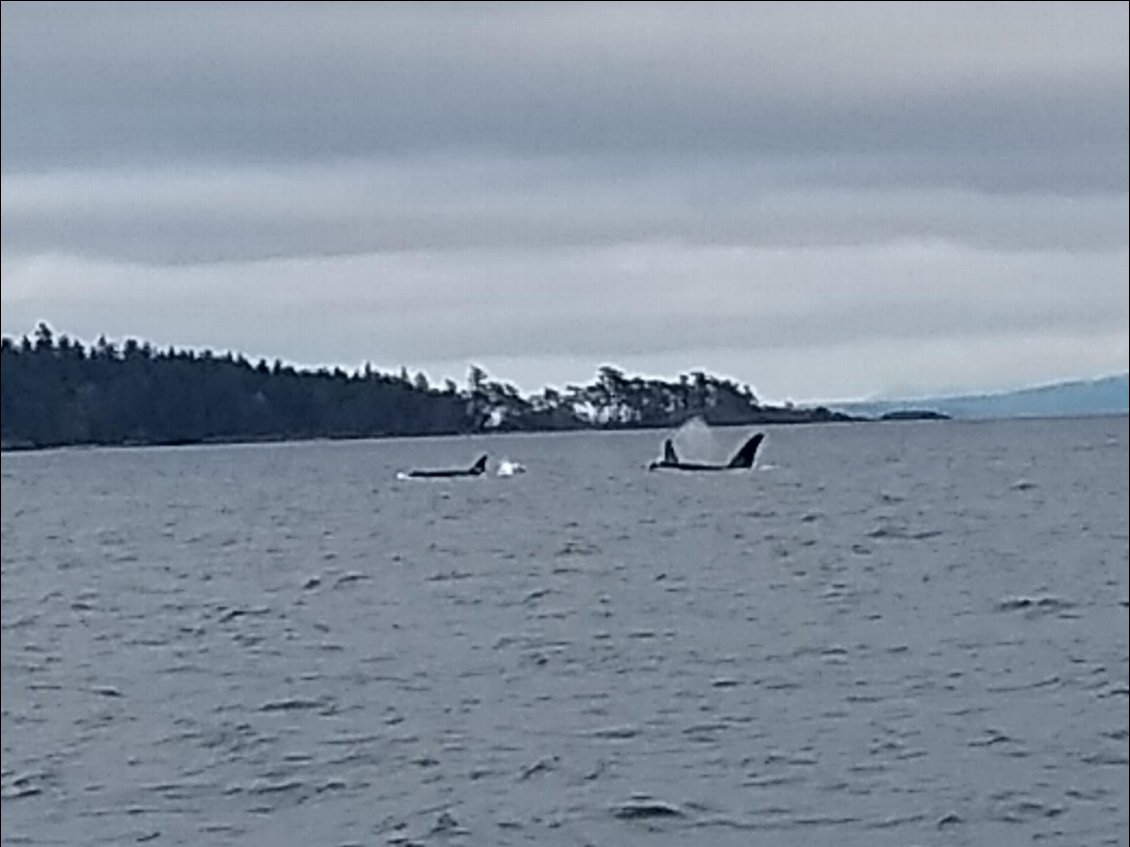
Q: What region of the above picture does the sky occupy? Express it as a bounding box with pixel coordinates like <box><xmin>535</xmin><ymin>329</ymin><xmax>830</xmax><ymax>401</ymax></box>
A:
<box><xmin>2</xmin><ymin>2</ymin><xmax>1127</xmax><ymax>403</ymax></box>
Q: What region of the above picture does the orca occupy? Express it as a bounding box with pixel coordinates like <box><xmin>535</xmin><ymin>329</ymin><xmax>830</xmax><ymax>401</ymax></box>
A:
<box><xmin>648</xmin><ymin>433</ymin><xmax>764</xmax><ymax>472</ymax></box>
<box><xmin>405</xmin><ymin>455</ymin><xmax>488</xmax><ymax>479</ymax></box>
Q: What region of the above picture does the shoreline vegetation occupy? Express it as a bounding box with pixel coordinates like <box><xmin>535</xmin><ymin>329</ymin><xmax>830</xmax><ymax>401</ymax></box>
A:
<box><xmin>1</xmin><ymin>323</ymin><xmax>945</xmax><ymax>452</ymax></box>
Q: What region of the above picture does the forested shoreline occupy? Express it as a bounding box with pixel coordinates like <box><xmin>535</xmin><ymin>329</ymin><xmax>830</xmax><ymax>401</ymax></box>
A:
<box><xmin>1</xmin><ymin>323</ymin><xmax>858</xmax><ymax>450</ymax></box>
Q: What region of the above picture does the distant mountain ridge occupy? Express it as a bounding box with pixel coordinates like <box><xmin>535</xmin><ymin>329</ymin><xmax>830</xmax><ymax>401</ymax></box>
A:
<box><xmin>829</xmin><ymin>373</ymin><xmax>1129</xmax><ymax>420</ymax></box>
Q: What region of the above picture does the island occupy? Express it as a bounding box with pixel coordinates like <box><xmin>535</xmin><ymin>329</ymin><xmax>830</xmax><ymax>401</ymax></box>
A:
<box><xmin>1</xmin><ymin>323</ymin><xmax>942</xmax><ymax>451</ymax></box>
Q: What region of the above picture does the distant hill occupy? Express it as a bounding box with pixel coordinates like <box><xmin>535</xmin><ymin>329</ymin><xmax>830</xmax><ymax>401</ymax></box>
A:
<box><xmin>829</xmin><ymin>374</ymin><xmax>1129</xmax><ymax>420</ymax></box>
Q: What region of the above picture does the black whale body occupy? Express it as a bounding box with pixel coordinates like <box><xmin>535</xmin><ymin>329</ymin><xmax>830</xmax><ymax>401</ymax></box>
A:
<box><xmin>406</xmin><ymin>455</ymin><xmax>489</xmax><ymax>479</ymax></box>
<box><xmin>648</xmin><ymin>434</ymin><xmax>764</xmax><ymax>472</ymax></box>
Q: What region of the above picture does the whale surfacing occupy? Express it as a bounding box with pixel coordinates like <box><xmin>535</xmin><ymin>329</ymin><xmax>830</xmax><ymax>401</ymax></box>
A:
<box><xmin>648</xmin><ymin>434</ymin><xmax>764</xmax><ymax>472</ymax></box>
<box><xmin>405</xmin><ymin>455</ymin><xmax>488</xmax><ymax>479</ymax></box>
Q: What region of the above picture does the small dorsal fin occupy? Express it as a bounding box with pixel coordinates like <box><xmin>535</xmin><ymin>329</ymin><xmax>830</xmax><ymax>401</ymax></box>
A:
<box><xmin>663</xmin><ymin>439</ymin><xmax>679</xmax><ymax>464</ymax></box>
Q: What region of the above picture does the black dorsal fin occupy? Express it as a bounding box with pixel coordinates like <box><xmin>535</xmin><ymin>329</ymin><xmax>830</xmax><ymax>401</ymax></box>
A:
<box><xmin>726</xmin><ymin>433</ymin><xmax>764</xmax><ymax>469</ymax></box>
<box><xmin>663</xmin><ymin>439</ymin><xmax>678</xmax><ymax>464</ymax></box>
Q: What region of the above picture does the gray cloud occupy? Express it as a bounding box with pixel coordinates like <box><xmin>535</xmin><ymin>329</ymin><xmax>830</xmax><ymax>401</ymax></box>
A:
<box><xmin>2</xmin><ymin>161</ymin><xmax>1127</xmax><ymax>265</ymax></box>
<box><xmin>4</xmin><ymin>244</ymin><xmax>1125</xmax><ymax>402</ymax></box>
<box><xmin>3</xmin><ymin>3</ymin><xmax>1126</xmax><ymax>189</ymax></box>
<box><xmin>4</xmin><ymin>241</ymin><xmax>1125</xmax><ymax>361</ymax></box>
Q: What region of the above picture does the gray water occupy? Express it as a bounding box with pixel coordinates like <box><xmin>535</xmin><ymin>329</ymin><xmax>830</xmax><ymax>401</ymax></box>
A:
<box><xmin>2</xmin><ymin>418</ymin><xmax>1127</xmax><ymax>846</ymax></box>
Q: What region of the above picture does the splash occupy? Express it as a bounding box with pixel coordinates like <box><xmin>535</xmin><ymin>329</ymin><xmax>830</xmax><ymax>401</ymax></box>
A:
<box><xmin>497</xmin><ymin>459</ymin><xmax>527</xmax><ymax>477</ymax></box>
<box><xmin>671</xmin><ymin>415</ymin><xmax>725</xmax><ymax>464</ymax></box>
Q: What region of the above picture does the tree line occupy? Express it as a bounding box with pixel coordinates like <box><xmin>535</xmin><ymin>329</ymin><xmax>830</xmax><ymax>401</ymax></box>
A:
<box><xmin>1</xmin><ymin>323</ymin><xmax>852</xmax><ymax>449</ymax></box>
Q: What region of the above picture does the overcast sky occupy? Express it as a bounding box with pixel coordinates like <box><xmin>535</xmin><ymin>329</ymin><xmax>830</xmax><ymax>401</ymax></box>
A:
<box><xmin>2</xmin><ymin>2</ymin><xmax>1127</xmax><ymax>401</ymax></box>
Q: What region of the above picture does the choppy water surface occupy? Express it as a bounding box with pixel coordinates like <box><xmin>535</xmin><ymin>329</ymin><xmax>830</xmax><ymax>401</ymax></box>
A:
<box><xmin>2</xmin><ymin>418</ymin><xmax>1128</xmax><ymax>846</ymax></box>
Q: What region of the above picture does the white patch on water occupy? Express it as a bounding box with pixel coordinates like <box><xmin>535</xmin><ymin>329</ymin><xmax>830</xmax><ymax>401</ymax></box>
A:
<box><xmin>497</xmin><ymin>459</ymin><xmax>526</xmax><ymax>477</ymax></box>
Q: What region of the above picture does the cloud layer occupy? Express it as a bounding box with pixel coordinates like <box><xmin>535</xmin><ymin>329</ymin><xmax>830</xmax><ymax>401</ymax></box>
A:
<box><xmin>2</xmin><ymin>2</ymin><xmax>1127</xmax><ymax>399</ymax></box>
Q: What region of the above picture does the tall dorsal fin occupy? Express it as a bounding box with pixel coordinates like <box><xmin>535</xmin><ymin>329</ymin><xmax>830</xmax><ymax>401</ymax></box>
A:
<box><xmin>726</xmin><ymin>433</ymin><xmax>764</xmax><ymax>469</ymax></box>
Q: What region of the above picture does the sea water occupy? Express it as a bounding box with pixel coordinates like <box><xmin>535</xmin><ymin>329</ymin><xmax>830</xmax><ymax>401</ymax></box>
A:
<box><xmin>2</xmin><ymin>418</ymin><xmax>1127</xmax><ymax>846</ymax></box>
